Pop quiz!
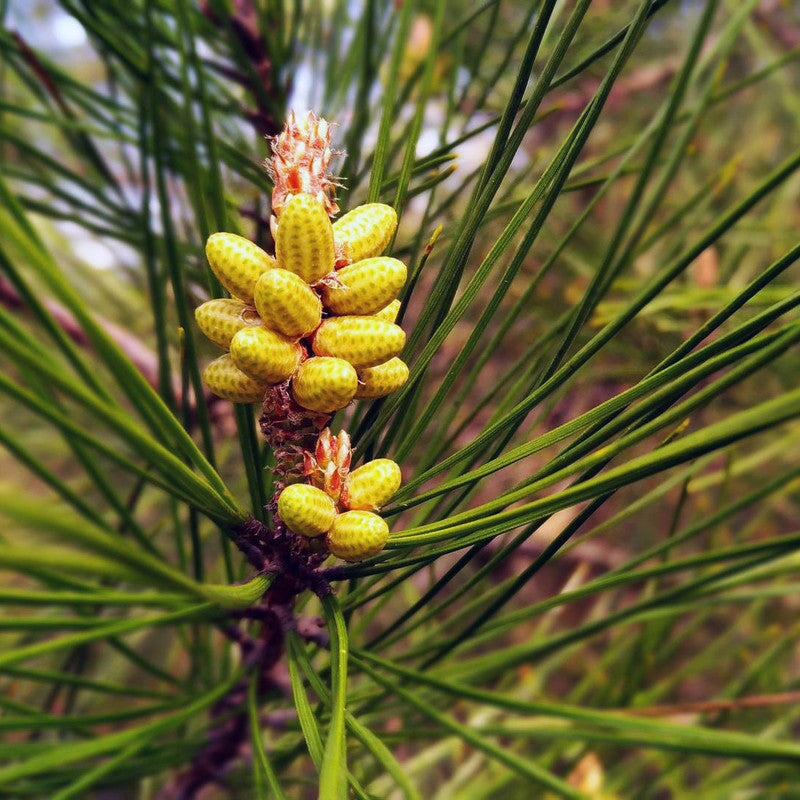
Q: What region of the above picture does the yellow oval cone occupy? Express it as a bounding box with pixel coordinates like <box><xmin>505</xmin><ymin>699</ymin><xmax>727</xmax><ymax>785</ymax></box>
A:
<box><xmin>312</xmin><ymin>316</ymin><xmax>405</xmax><ymax>369</ymax></box>
<box><xmin>205</xmin><ymin>232</ymin><xmax>276</xmax><ymax>303</ymax></box>
<box><xmin>254</xmin><ymin>269</ymin><xmax>322</xmax><ymax>339</ymax></box>
<box><xmin>326</xmin><ymin>510</ymin><xmax>389</xmax><ymax>562</ymax></box>
<box><xmin>371</xmin><ymin>298</ymin><xmax>401</xmax><ymax>324</ymax></box>
<box><xmin>202</xmin><ymin>354</ymin><xmax>267</xmax><ymax>403</ymax></box>
<box><xmin>291</xmin><ymin>356</ymin><xmax>358</xmax><ymax>413</ymax></box>
<box><xmin>194</xmin><ymin>298</ymin><xmax>260</xmax><ymax>349</ymax></box>
<box><xmin>321</xmin><ymin>256</ymin><xmax>406</xmax><ymax>316</ymax></box>
<box><xmin>342</xmin><ymin>459</ymin><xmax>402</xmax><ymax>511</ymax></box>
<box><xmin>277</xmin><ymin>483</ymin><xmax>337</xmax><ymax>538</ymax></box>
<box><xmin>275</xmin><ymin>193</ymin><xmax>335</xmax><ymax>284</ymax></box>
<box><xmin>333</xmin><ymin>203</ymin><xmax>397</xmax><ymax>265</ymax></box>
<box><xmin>355</xmin><ymin>357</ymin><xmax>409</xmax><ymax>399</ymax></box>
<box><xmin>229</xmin><ymin>326</ymin><xmax>302</xmax><ymax>384</ymax></box>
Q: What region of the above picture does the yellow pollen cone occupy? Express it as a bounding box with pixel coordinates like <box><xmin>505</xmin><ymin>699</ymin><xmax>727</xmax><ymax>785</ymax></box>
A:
<box><xmin>321</xmin><ymin>256</ymin><xmax>406</xmax><ymax>316</ymax></box>
<box><xmin>277</xmin><ymin>483</ymin><xmax>337</xmax><ymax>538</ymax></box>
<box><xmin>291</xmin><ymin>356</ymin><xmax>358</xmax><ymax>413</ymax></box>
<box><xmin>326</xmin><ymin>510</ymin><xmax>389</xmax><ymax>562</ymax></box>
<box><xmin>333</xmin><ymin>203</ymin><xmax>397</xmax><ymax>265</ymax></box>
<box><xmin>371</xmin><ymin>298</ymin><xmax>401</xmax><ymax>324</ymax></box>
<box><xmin>202</xmin><ymin>354</ymin><xmax>267</xmax><ymax>403</ymax></box>
<box><xmin>312</xmin><ymin>316</ymin><xmax>405</xmax><ymax>369</ymax></box>
<box><xmin>205</xmin><ymin>232</ymin><xmax>275</xmax><ymax>303</ymax></box>
<box><xmin>254</xmin><ymin>269</ymin><xmax>322</xmax><ymax>339</ymax></box>
<box><xmin>275</xmin><ymin>193</ymin><xmax>335</xmax><ymax>283</ymax></box>
<box><xmin>229</xmin><ymin>326</ymin><xmax>302</xmax><ymax>384</ymax></box>
<box><xmin>355</xmin><ymin>357</ymin><xmax>409</xmax><ymax>399</ymax></box>
<box><xmin>194</xmin><ymin>298</ymin><xmax>261</xmax><ymax>350</ymax></box>
<box><xmin>342</xmin><ymin>459</ymin><xmax>402</xmax><ymax>511</ymax></box>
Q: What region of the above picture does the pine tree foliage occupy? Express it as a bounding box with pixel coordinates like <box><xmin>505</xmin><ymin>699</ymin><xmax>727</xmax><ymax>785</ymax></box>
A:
<box><xmin>1</xmin><ymin>1</ymin><xmax>800</xmax><ymax>797</ymax></box>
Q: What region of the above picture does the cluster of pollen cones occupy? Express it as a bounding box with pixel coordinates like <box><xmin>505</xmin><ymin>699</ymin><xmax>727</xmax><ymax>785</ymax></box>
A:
<box><xmin>277</xmin><ymin>428</ymin><xmax>401</xmax><ymax>562</ymax></box>
<box><xmin>196</xmin><ymin>194</ymin><xmax>409</xmax><ymax>412</ymax></box>
<box><xmin>196</xmin><ymin>111</ymin><xmax>408</xmax><ymax>562</ymax></box>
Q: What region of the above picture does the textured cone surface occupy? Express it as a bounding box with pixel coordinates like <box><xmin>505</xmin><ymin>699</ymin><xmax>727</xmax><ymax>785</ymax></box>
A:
<box><xmin>277</xmin><ymin>483</ymin><xmax>337</xmax><ymax>538</ymax></box>
<box><xmin>195</xmin><ymin>298</ymin><xmax>260</xmax><ymax>349</ymax></box>
<box><xmin>202</xmin><ymin>354</ymin><xmax>267</xmax><ymax>403</ymax></box>
<box><xmin>342</xmin><ymin>459</ymin><xmax>402</xmax><ymax>511</ymax></box>
<box><xmin>275</xmin><ymin>193</ymin><xmax>335</xmax><ymax>283</ymax></box>
<box><xmin>312</xmin><ymin>316</ymin><xmax>405</xmax><ymax>369</ymax></box>
<box><xmin>333</xmin><ymin>204</ymin><xmax>397</xmax><ymax>264</ymax></box>
<box><xmin>355</xmin><ymin>357</ymin><xmax>409</xmax><ymax>399</ymax></box>
<box><xmin>291</xmin><ymin>357</ymin><xmax>358</xmax><ymax>413</ymax></box>
<box><xmin>206</xmin><ymin>233</ymin><xmax>276</xmax><ymax>303</ymax></box>
<box><xmin>321</xmin><ymin>257</ymin><xmax>406</xmax><ymax>315</ymax></box>
<box><xmin>372</xmin><ymin>298</ymin><xmax>401</xmax><ymax>323</ymax></box>
<box><xmin>254</xmin><ymin>269</ymin><xmax>322</xmax><ymax>338</ymax></box>
<box><xmin>229</xmin><ymin>326</ymin><xmax>302</xmax><ymax>384</ymax></box>
<box><xmin>326</xmin><ymin>510</ymin><xmax>389</xmax><ymax>562</ymax></box>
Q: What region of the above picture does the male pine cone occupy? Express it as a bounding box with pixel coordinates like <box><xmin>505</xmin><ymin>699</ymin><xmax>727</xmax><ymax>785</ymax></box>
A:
<box><xmin>196</xmin><ymin>188</ymin><xmax>410</xmax><ymax>414</ymax></box>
